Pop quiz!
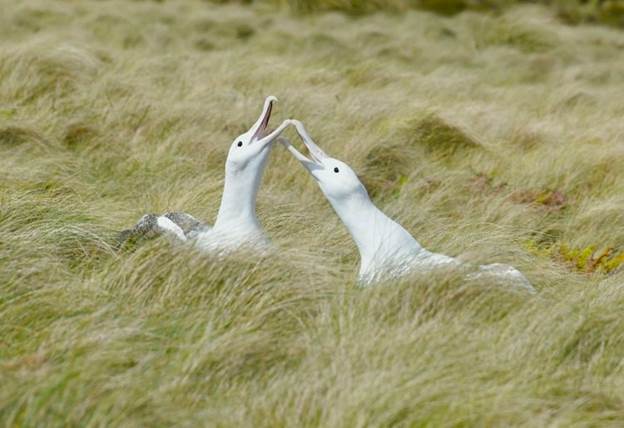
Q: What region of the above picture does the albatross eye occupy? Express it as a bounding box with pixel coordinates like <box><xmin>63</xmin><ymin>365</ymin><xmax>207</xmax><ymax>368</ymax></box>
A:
<box><xmin>333</xmin><ymin>167</ymin><xmax>340</xmax><ymax>173</ymax></box>
<box><xmin>237</xmin><ymin>141</ymin><xmax>243</xmax><ymax>147</ymax></box>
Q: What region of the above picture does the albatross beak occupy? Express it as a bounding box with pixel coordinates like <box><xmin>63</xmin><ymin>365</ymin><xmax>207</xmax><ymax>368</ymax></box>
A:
<box><xmin>280</xmin><ymin>120</ymin><xmax>329</xmax><ymax>178</ymax></box>
<box><xmin>281</xmin><ymin>138</ymin><xmax>317</xmax><ymax>169</ymax></box>
<box><xmin>250</xmin><ymin>95</ymin><xmax>277</xmax><ymax>143</ymax></box>
<box><xmin>290</xmin><ymin>120</ymin><xmax>328</xmax><ymax>164</ymax></box>
<box><xmin>280</xmin><ymin>135</ymin><xmax>324</xmax><ymax>177</ymax></box>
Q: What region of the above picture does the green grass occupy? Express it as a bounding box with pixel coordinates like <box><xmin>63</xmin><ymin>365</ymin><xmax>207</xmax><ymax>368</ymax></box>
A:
<box><xmin>2</xmin><ymin>0</ymin><xmax>624</xmax><ymax>426</ymax></box>
<box><xmin>268</xmin><ymin>0</ymin><xmax>624</xmax><ymax>27</ymax></box>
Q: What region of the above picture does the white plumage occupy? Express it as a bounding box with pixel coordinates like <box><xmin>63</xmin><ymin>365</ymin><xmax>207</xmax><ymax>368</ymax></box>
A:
<box><xmin>283</xmin><ymin>120</ymin><xmax>535</xmax><ymax>293</ymax></box>
<box><xmin>120</xmin><ymin>96</ymin><xmax>290</xmax><ymax>254</ymax></box>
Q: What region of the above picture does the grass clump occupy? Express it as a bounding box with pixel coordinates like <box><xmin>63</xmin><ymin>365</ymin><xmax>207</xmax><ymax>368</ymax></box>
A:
<box><xmin>404</xmin><ymin>114</ymin><xmax>482</xmax><ymax>156</ymax></box>
<box><xmin>0</xmin><ymin>127</ymin><xmax>47</xmax><ymax>147</ymax></box>
<box><xmin>220</xmin><ymin>0</ymin><xmax>624</xmax><ymax>27</ymax></box>
<box><xmin>555</xmin><ymin>0</ymin><xmax>624</xmax><ymax>27</ymax></box>
<box><xmin>363</xmin><ymin>113</ymin><xmax>481</xmax><ymax>198</ymax></box>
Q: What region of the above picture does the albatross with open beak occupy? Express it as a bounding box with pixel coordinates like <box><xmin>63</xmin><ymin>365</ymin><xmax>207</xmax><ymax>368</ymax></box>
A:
<box><xmin>283</xmin><ymin>120</ymin><xmax>535</xmax><ymax>292</ymax></box>
<box><xmin>120</xmin><ymin>96</ymin><xmax>291</xmax><ymax>254</ymax></box>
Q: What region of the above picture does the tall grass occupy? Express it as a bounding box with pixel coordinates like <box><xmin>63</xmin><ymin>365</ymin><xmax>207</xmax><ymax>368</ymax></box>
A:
<box><xmin>245</xmin><ymin>0</ymin><xmax>624</xmax><ymax>26</ymax></box>
<box><xmin>1</xmin><ymin>0</ymin><xmax>624</xmax><ymax>426</ymax></box>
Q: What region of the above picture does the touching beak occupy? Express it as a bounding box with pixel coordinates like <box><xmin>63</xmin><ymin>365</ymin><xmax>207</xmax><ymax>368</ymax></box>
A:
<box><xmin>281</xmin><ymin>138</ymin><xmax>321</xmax><ymax>174</ymax></box>
<box><xmin>250</xmin><ymin>95</ymin><xmax>277</xmax><ymax>143</ymax></box>
<box><xmin>280</xmin><ymin>120</ymin><xmax>328</xmax><ymax>178</ymax></box>
<box><xmin>290</xmin><ymin>120</ymin><xmax>329</xmax><ymax>164</ymax></box>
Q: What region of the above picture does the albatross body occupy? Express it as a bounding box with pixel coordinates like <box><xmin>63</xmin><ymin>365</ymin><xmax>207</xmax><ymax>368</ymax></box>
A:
<box><xmin>120</xmin><ymin>96</ymin><xmax>291</xmax><ymax>254</ymax></box>
<box><xmin>283</xmin><ymin>120</ymin><xmax>535</xmax><ymax>293</ymax></box>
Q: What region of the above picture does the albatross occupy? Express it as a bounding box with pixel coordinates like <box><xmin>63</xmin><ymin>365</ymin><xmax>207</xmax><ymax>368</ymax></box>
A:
<box><xmin>119</xmin><ymin>96</ymin><xmax>291</xmax><ymax>254</ymax></box>
<box><xmin>282</xmin><ymin>120</ymin><xmax>535</xmax><ymax>293</ymax></box>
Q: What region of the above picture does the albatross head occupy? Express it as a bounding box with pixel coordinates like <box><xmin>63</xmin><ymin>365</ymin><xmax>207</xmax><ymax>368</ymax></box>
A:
<box><xmin>282</xmin><ymin>120</ymin><xmax>368</xmax><ymax>202</ymax></box>
<box><xmin>226</xmin><ymin>96</ymin><xmax>280</xmax><ymax>174</ymax></box>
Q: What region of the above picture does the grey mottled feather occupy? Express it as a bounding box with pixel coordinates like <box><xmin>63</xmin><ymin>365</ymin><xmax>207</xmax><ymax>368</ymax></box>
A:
<box><xmin>117</xmin><ymin>212</ymin><xmax>210</xmax><ymax>248</ymax></box>
<box><xmin>163</xmin><ymin>212</ymin><xmax>210</xmax><ymax>237</ymax></box>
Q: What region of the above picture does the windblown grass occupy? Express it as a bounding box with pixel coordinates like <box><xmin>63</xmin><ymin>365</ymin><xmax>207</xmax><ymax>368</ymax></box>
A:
<box><xmin>1</xmin><ymin>0</ymin><xmax>624</xmax><ymax>426</ymax></box>
<box><xmin>270</xmin><ymin>0</ymin><xmax>624</xmax><ymax>27</ymax></box>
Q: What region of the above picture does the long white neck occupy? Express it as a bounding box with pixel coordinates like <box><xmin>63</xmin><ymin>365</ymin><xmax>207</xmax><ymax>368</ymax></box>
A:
<box><xmin>325</xmin><ymin>191</ymin><xmax>425</xmax><ymax>279</ymax></box>
<box><xmin>213</xmin><ymin>154</ymin><xmax>268</xmax><ymax>234</ymax></box>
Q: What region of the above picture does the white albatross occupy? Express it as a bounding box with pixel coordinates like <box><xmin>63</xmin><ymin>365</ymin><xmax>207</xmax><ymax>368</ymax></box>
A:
<box><xmin>119</xmin><ymin>96</ymin><xmax>291</xmax><ymax>254</ymax></box>
<box><xmin>282</xmin><ymin>120</ymin><xmax>536</xmax><ymax>293</ymax></box>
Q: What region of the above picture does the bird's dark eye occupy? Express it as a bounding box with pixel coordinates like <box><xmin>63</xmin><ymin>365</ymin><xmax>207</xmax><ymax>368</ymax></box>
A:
<box><xmin>333</xmin><ymin>167</ymin><xmax>339</xmax><ymax>173</ymax></box>
<box><xmin>237</xmin><ymin>141</ymin><xmax>243</xmax><ymax>147</ymax></box>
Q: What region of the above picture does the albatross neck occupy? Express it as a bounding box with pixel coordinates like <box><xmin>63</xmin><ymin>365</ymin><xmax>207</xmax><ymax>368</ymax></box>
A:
<box><xmin>213</xmin><ymin>157</ymin><xmax>267</xmax><ymax>232</ymax></box>
<box><xmin>326</xmin><ymin>191</ymin><xmax>423</xmax><ymax>272</ymax></box>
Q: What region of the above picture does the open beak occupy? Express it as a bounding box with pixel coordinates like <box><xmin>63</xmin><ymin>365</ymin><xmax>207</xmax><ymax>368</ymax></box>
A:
<box><xmin>281</xmin><ymin>138</ymin><xmax>321</xmax><ymax>173</ymax></box>
<box><xmin>280</xmin><ymin>120</ymin><xmax>328</xmax><ymax>177</ymax></box>
<box><xmin>250</xmin><ymin>95</ymin><xmax>277</xmax><ymax>143</ymax></box>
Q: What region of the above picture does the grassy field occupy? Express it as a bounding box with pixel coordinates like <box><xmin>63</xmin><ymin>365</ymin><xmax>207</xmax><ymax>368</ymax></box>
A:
<box><xmin>2</xmin><ymin>0</ymin><xmax>624</xmax><ymax>426</ymax></box>
<box><xmin>274</xmin><ymin>0</ymin><xmax>624</xmax><ymax>27</ymax></box>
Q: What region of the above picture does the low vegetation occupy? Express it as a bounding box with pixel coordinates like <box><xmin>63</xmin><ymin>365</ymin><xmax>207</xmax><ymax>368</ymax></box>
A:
<box><xmin>269</xmin><ymin>0</ymin><xmax>624</xmax><ymax>27</ymax></box>
<box><xmin>1</xmin><ymin>0</ymin><xmax>623</xmax><ymax>425</ymax></box>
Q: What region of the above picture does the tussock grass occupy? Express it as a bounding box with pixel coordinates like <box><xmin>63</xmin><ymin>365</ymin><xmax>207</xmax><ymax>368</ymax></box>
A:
<box><xmin>265</xmin><ymin>0</ymin><xmax>624</xmax><ymax>27</ymax></box>
<box><xmin>1</xmin><ymin>0</ymin><xmax>624</xmax><ymax>425</ymax></box>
